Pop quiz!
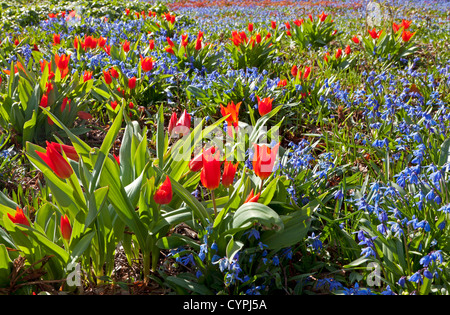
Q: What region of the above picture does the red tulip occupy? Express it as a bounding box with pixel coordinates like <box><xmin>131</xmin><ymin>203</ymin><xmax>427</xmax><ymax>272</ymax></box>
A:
<box><xmin>252</xmin><ymin>143</ymin><xmax>280</xmax><ymax>181</ymax></box>
<box><xmin>303</xmin><ymin>66</ymin><xmax>311</xmax><ymax>79</ymax></box>
<box><xmin>103</xmin><ymin>70</ymin><xmax>112</xmax><ymax>84</ymax></box>
<box><xmin>122</xmin><ymin>40</ymin><xmax>130</xmax><ymax>52</ymax></box>
<box><xmin>248</xmin><ymin>23</ymin><xmax>254</xmax><ymax>32</ymax></box>
<box><xmin>83</xmin><ymin>70</ymin><xmax>93</xmax><ymax>82</ymax></box>
<box><xmin>335</xmin><ymin>48</ymin><xmax>342</xmax><ymax>59</ymax></box>
<box><xmin>149</xmin><ymin>39</ymin><xmax>155</xmax><ymax>50</ymax></box>
<box><xmin>257</xmin><ymin>96</ymin><xmax>273</xmax><ymax>116</ymax></box>
<box><xmin>128</xmin><ymin>76</ymin><xmax>137</xmax><ymax>89</ymax></box>
<box><xmin>345</xmin><ymin>45</ymin><xmax>351</xmax><ymax>55</ymax></box>
<box><xmin>222</xmin><ymin>160</ymin><xmax>238</xmax><ymax>187</ymax></box>
<box><xmin>54</xmin><ymin>53</ymin><xmax>70</xmax><ymax>79</ymax></box>
<box><xmin>168</xmin><ymin>110</ymin><xmax>191</xmax><ymax>136</ymax></box>
<box><xmin>36</xmin><ymin>141</ymin><xmax>74</xmax><ymax>180</ymax></box>
<box><xmin>368</xmin><ymin>28</ymin><xmax>383</xmax><ymax>39</ymax></box>
<box><xmin>200</xmin><ymin>147</ymin><xmax>221</xmax><ymax>190</ymax></box>
<box><xmin>40</xmin><ymin>94</ymin><xmax>48</xmax><ymax>108</ymax></box>
<box><xmin>98</xmin><ymin>36</ymin><xmax>107</xmax><ymax>47</ymax></box>
<box><xmin>111</xmin><ymin>100</ymin><xmax>118</xmax><ymax>110</ymax></box>
<box><xmin>167</xmin><ymin>37</ymin><xmax>175</xmax><ymax>47</ymax></box>
<box><xmin>53</xmin><ymin>33</ymin><xmax>61</xmax><ymax>45</ymax></box>
<box><xmin>401</xmin><ymin>19</ymin><xmax>411</xmax><ymax>29</ymax></box>
<box><xmin>165</xmin><ymin>46</ymin><xmax>175</xmax><ymax>54</ymax></box>
<box><xmin>154</xmin><ymin>176</ymin><xmax>173</xmax><ymax>205</ymax></box>
<box><xmin>392</xmin><ymin>22</ymin><xmax>402</xmax><ymax>33</ymax></box>
<box><xmin>255</xmin><ymin>33</ymin><xmax>262</xmax><ymax>43</ymax></box>
<box><xmin>140</xmin><ymin>55</ymin><xmax>154</xmax><ymax>72</ymax></box>
<box><xmin>47</xmin><ymin>142</ymin><xmax>79</xmax><ymax>161</ymax></box>
<box><xmin>8</xmin><ymin>207</ymin><xmax>30</xmax><ymax>227</ymax></box>
<box><xmin>277</xmin><ymin>79</ymin><xmax>287</xmax><ymax>87</ymax></box>
<box><xmin>351</xmin><ymin>35</ymin><xmax>360</xmax><ymax>44</ymax></box>
<box><xmin>402</xmin><ymin>30</ymin><xmax>415</xmax><ymax>42</ymax></box>
<box><xmin>60</xmin><ymin>215</ymin><xmax>72</xmax><ymax>241</ymax></box>
<box><xmin>244</xmin><ymin>189</ymin><xmax>260</xmax><ymax>203</ymax></box>
<box><xmin>291</xmin><ymin>64</ymin><xmax>298</xmax><ymax>77</ymax></box>
<box><xmin>318</xmin><ymin>12</ymin><xmax>328</xmax><ymax>22</ymax></box>
<box><xmin>189</xmin><ymin>151</ymin><xmax>203</xmax><ymax>172</ymax></box>
<box><xmin>220</xmin><ymin>101</ymin><xmax>241</xmax><ymax>129</ymax></box>
<box><xmin>195</xmin><ymin>38</ymin><xmax>202</xmax><ymax>50</ymax></box>
<box><xmin>271</xmin><ymin>21</ymin><xmax>276</xmax><ymax>29</ymax></box>
<box><xmin>285</xmin><ymin>21</ymin><xmax>290</xmax><ymax>30</ymax></box>
<box><xmin>109</xmin><ymin>67</ymin><xmax>119</xmax><ymax>79</ymax></box>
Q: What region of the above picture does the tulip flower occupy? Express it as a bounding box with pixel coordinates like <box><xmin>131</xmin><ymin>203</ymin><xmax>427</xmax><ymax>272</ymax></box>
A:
<box><xmin>335</xmin><ymin>48</ymin><xmax>342</xmax><ymax>59</ymax></box>
<box><xmin>256</xmin><ymin>96</ymin><xmax>273</xmax><ymax>116</ymax></box>
<box><xmin>220</xmin><ymin>101</ymin><xmax>241</xmax><ymax>135</ymax></box>
<box><xmin>8</xmin><ymin>207</ymin><xmax>30</xmax><ymax>227</ymax></box>
<box><xmin>222</xmin><ymin>160</ymin><xmax>238</xmax><ymax>187</ymax></box>
<box><xmin>351</xmin><ymin>35</ymin><xmax>360</xmax><ymax>44</ymax></box>
<box><xmin>392</xmin><ymin>22</ymin><xmax>402</xmax><ymax>33</ymax></box>
<box><xmin>195</xmin><ymin>38</ymin><xmax>202</xmax><ymax>50</ymax></box>
<box><xmin>103</xmin><ymin>70</ymin><xmax>112</xmax><ymax>85</ymax></box>
<box><xmin>166</xmin><ymin>37</ymin><xmax>175</xmax><ymax>47</ymax></box>
<box><xmin>200</xmin><ymin>147</ymin><xmax>221</xmax><ymax>191</ymax></box>
<box><xmin>168</xmin><ymin>110</ymin><xmax>191</xmax><ymax>136</ymax></box>
<box><xmin>271</xmin><ymin>21</ymin><xmax>277</xmax><ymax>29</ymax></box>
<box><xmin>402</xmin><ymin>30</ymin><xmax>415</xmax><ymax>42</ymax></box>
<box><xmin>154</xmin><ymin>176</ymin><xmax>173</xmax><ymax>205</ymax></box>
<box><xmin>345</xmin><ymin>45</ymin><xmax>351</xmax><ymax>55</ymax></box>
<box><xmin>54</xmin><ymin>53</ymin><xmax>70</xmax><ymax>79</ymax></box>
<box><xmin>368</xmin><ymin>28</ymin><xmax>383</xmax><ymax>39</ymax></box>
<box><xmin>47</xmin><ymin>142</ymin><xmax>79</xmax><ymax>161</ymax></box>
<box><xmin>244</xmin><ymin>189</ymin><xmax>261</xmax><ymax>203</ymax></box>
<box><xmin>140</xmin><ymin>55</ymin><xmax>154</xmax><ymax>72</ymax></box>
<box><xmin>83</xmin><ymin>70</ymin><xmax>93</xmax><ymax>82</ymax></box>
<box><xmin>303</xmin><ymin>66</ymin><xmax>311</xmax><ymax>79</ymax></box>
<box><xmin>252</xmin><ymin>142</ymin><xmax>280</xmax><ymax>181</ymax></box>
<box><xmin>277</xmin><ymin>79</ymin><xmax>287</xmax><ymax>87</ymax></box>
<box><xmin>109</xmin><ymin>67</ymin><xmax>119</xmax><ymax>79</ymax></box>
<box><xmin>122</xmin><ymin>40</ymin><xmax>130</xmax><ymax>52</ymax></box>
<box><xmin>291</xmin><ymin>64</ymin><xmax>298</xmax><ymax>77</ymax></box>
<box><xmin>128</xmin><ymin>76</ymin><xmax>137</xmax><ymax>89</ymax></box>
<box><xmin>40</xmin><ymin>94</ymin><xmax>48</xmax><ymax>108</ymax></box>
<box><xmin>189</xmin><ymin>151</ymin><xmax>203</xmax><ymax>172</ymax></box>
<box><xmin>36</xmin><ymin>141</ymin><xmax>74</xmax><ymax>180</ymax></box>
<box><xmin>98</xmin><ymin>36</ymin><xmax>107</xmax><ymax>47</ymax></box>
<box><xmin>248</xmin><ymin>23</ymin><xmax>254</xmax><ymax>32</ymax></box>
<box><xmin>165</xmin><ymin>46</ymin><xmax>175</xmax><ymax>54</ymax></box>
<box><xmin>318</xmin><ymin>12</ymin><xmax>328</xmax><ymax>22</ymax></box>
<box><xmin>401</xmin><ymin>19</ymin><xmax>411</xmax><ymax>29</ymax></box>
<box><xmin>60</xmin><ymin>215</ymin><xmax>72</xmax><ymax>241</ymax></box>
<box><xmin>111</xmin><ymin>100</ymin><xmax>118</xmax><ymax>111</ymax></box>
<box><xmin>53</xmin><ymin>33</ymin><xmax>61</xmax><ymax>45</ymax></box>
<box><xmin>255</xmin><ymin>33</ymin><xmax>262</xmax><ymax>43</ymax></box>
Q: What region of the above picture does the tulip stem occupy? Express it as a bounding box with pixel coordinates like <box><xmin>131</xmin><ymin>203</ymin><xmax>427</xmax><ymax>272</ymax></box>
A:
<box><xmin>259</xmin><ymin>179</ymin><xmax>264</xmax><ymax>193</ymax></box>
<box><xmin>211</xmin><ymin>189</ymin><xmax>217</xmax><ymax>216</ymax></box>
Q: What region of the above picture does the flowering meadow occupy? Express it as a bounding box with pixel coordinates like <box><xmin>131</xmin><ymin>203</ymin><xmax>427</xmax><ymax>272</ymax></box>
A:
<box><xmin>0</xmin><ymin>0</ymin><xmax>449</xmax><ymax>296</ymax></box>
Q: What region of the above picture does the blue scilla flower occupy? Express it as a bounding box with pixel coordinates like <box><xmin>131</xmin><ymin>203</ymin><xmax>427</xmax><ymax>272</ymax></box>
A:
<box><xmin>408</xmin><ymin>271</ymin><xmax>423</xmax><ymax>284</ymax></box>
<box><xmin>381</xmin><ymin>285</ymin><xmax>396</xmax><ymax>295</ymax></box>
<box><xmin>243</xmin><ymin>228</ymin><xmax>260</xmax><ymax>241</ymax></box>
<box><xmin>397</xmin><ymin>276</ymin><xmax>406</xmax><ymax>288</ymax></box>
<box><xmin>307</xmin><ymin>232</ymin><xmax>323</xmax><ymax>252</ymax></box>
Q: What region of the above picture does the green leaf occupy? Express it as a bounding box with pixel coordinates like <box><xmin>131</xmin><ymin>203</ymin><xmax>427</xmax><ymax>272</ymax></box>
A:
<box><xmin>232</xmin><ymin>202</ymin><xmax>284</xmax><ymax>231</ymax></box>
<box><xmin>0</xmin><ymin>244</ymin><xmax>12</xmax><ymax>288</ymax></box>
